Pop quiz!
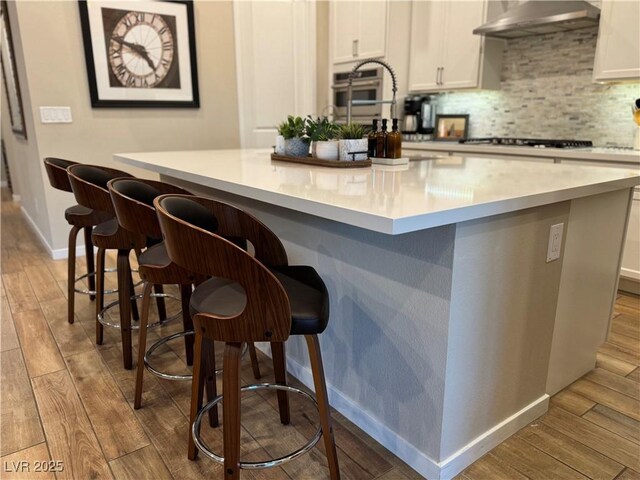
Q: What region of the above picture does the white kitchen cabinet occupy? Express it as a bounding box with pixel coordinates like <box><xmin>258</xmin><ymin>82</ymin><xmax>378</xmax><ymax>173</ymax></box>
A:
<box><xmin>593</xmin><ymin>0</ymin><xmax>640</xmax><ymax>82</ymax></box>
<box><xmin>233</xmin><ymin>1</ymin><xmax>316</xmax><ymax>148</ymax></box>
<box><xmin>622</xmin><ymin>191</ymin><xmax>640</xmax><ymax>285</ymax></box>
<box><xmin>408</xmin><ymin>0</ymin><xmax>503</xmax><ymax>92</ymax></box>
<box><xmin>330</xmin><ymin>1</ymin><xmax>387</xmax><ymax>65</ymax></box>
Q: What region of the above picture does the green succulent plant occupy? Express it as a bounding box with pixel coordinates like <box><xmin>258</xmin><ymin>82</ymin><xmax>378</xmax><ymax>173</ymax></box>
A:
<box><xmin>305</xmin><ymin>116</ymin><xmax>339</xmax><ymax>142</ymax></box>
<box><xmin>337</xmin><ymin>122</ymin><xmax>369</xmax><ymax>140</ymax></box>
<box><xmin>277</xmin><ymin>116</ymin><xmax>308</xmax><ymax>140</ymax></box>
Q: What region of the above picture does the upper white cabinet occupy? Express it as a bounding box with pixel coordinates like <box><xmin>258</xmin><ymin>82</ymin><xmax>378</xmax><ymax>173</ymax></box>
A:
<box><xmin>234</xmin><ymin>1</ymin><xmax>316</xmax><ymax>148</ymax></box>
<box><xmin>408</xmin><ymin>0</ymin><xmax>503</xmax><ymax>92</ymax></box>
<box><xmin>331</xmin><ymin>1</ymin><xmax>388</xmax><ymax>64</ymax></box>
<box><xmin>593</xmin><ymin>0</ymin><xmax>640</xmax><ymax>82</ymax></box>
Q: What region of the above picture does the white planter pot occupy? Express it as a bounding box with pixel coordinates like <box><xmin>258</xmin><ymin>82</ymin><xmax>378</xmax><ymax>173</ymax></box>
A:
<box><xmin>338</xmin><ymin>139</ymin><xmax>368</xmax><ymax>161</ymax></box>
<box><xmin>284</xmin><ymin>138</ymin><xmax>309</xmax><ymax>157</ymax></box>
<box><xmin>275</xmin><ymin>135</ymin><xmax>286</xmax><ymax>155</ymax></box>
<box><xmin>312</xmin><ymin>140</ymin><xmax>339</xmax><ymax>161</ymax></box>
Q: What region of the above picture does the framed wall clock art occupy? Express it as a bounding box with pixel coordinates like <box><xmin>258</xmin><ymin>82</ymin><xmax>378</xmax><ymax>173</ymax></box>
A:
<box><xmin>78</xmin><ymin>0</ymin><xmax>199</xmax><ymax>108</ymax></box>
<box><xmin>1</xmin><ymin>0</ymin><xmax>27</xmax><ymax>138</ymax></box>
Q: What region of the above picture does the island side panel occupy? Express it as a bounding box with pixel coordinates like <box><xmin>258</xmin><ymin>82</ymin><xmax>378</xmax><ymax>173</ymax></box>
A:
<box><xmin>166</xmin><ymin>176</ymin><xmax>456</xmax><ymax>470</ymax></box>
<box><xmin>547</xmin><ymin>188</ymin><xmax>634</xmax><ymax>395</ymax></box>
<box><xmin>440</xmin><ymin>202</ymin><xmax>571</xmax><ymax>470</ymax></box>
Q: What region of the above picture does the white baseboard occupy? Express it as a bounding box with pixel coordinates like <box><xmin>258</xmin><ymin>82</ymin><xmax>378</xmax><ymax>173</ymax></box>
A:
<box><xmin>256</xmin><ymin>343</ymin><xmax>549</xmax><ymax>479</ymax></box>
<box><xmin>438</xmin><ymin>395</ymin><xmax>549</xmax><ymax>479</ymax></box>
<box><xmin>19</xmin><ymin>206</ymin><xmax>89</xmax><ymax>260</ymax></box>
<box><xmin>20</xmin><ymin>206</ymin><xmax>56</xmax><ymax>258</ymax></box>
<box><xmin>620</xmin><ymin>267</ymin><xmax>640</xmax><ymax>281</ymax></box>
<box><xmin>12</xmin><ymin>193</ymin><xmax>21</xmax><ymax>202</ymax></box>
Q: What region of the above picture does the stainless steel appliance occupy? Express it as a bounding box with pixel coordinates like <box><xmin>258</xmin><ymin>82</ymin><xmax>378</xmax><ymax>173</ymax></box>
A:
<box><xmin>333</xmin><ymin>67</ymin><xmax>383</xmax><ymax>124</ymax></box>
<box><xmin>473</xmin><ymin>1</ymin><xmax>600</xmax><ymax>39</ymax></box>
<box><xmin>460</xmin><ymin>137</ymin><xmax>593</xmax><ymax>148</ymax></box>
<box><xmin>402</xmin><ymin>95</ymin><xmax>435</xmax><ymax>135</ymax></box>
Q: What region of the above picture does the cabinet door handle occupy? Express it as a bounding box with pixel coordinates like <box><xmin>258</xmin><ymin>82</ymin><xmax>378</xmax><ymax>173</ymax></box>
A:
<box><xmin>439</xmin><ymin>67</ymin><xmax>444</xmax><ymax>85</ymax></box>
<box><xmin>435</xmin><ymin>67</ymin><xmax>440</xmax><ymax>85</ymax></box>
<box><xmin>352</xmin><ymin>39</ymin><xmax>359</xmax><ymax>57</ymax></box>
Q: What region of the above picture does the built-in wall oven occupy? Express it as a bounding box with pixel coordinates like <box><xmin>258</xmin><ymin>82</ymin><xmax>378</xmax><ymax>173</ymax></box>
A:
<box><xmin>332</xmin><ymin>68</ymin><xmax>382</xmax><ymax>124</ymax></box>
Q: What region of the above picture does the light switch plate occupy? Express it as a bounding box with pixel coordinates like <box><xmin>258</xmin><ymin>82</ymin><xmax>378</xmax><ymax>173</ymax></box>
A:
<box><xmin>546</xmin><ymin>223</ymin><xmax>564</xmax><ymax>262</ymax></box>
<box><xmin>39</xmin><ymin>106</ymin><xmax>72</xmax><ymax>124</ymax></box>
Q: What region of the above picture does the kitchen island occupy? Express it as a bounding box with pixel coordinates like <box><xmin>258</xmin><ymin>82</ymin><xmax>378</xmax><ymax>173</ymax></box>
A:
<box><xmin>116</xmin><ymin>149</ymin><xmax>639</xmax><ymax>479</ymax></box>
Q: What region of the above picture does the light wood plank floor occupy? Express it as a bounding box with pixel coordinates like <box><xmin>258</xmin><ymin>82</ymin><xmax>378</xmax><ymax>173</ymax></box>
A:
<box><xmin>1</xmin><ymin>191</ymin><xmax>639</xmax><ymax>480</ymax></box>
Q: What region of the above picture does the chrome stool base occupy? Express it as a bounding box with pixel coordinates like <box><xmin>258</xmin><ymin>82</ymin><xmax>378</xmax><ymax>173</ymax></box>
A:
<box><xmin>145</xmin><ymin>336</ymin><xmax>249</xmax><ymax>381</ymax></box>
<box><xmin>192</xmin><ymin>383</ymin><xmax>322</xmax><ymax>469</ymax></box>
<box><xmin>74</xmin><ymin>267</ymin><xmax>117</xmax><ymax>296</ymax></box>
<box><xmin>75</xmin><ymin>267</ymin><xmax>142</xmax><ymax>296</ymax></box>
<box><xmin>97</xmin><ymin>292</ymin><xmax>179</xmax><ymax>329</ymax></box>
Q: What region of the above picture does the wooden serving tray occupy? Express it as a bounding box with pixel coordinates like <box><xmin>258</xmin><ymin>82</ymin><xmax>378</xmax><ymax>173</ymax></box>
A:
<box><xmin>271</xmin><ymin>153</ymin><xmax>371</xmax><ymax>168</ymax></box>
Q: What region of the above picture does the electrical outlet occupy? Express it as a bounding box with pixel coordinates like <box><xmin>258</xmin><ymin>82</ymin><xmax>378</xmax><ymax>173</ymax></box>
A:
<box><xmin>546</xmin><ymin>223</ymin><xmax>564</xmax><ymax>262</ymax></box>
<box><xmin>39</xmin><ymin>106</ymin><xmax>72</xmax><ymax>124</ymax></box>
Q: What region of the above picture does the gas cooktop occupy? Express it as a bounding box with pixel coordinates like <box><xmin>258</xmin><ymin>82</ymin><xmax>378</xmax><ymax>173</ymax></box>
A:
<box><xmin>459</xmin><ymin>138</ymin><xmax>593</xmax><ymax>148</ymax></box>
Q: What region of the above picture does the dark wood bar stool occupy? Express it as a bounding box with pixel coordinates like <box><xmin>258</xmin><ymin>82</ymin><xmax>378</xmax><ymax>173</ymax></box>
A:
<box><xmin>67</xmin><ymin>164</ymin><xmax>145</xmax><ymax>369</ymax></box>
<box><xmin>156</xmin><ymin>194</ymin><xmax>340</xmax><ymax>480</ymax></box>
<box><xmin>43</xmin><ymin>158</ymin><xmax>112</xmax><ymax>324</ymax></box>
<box><xmin>108</xmin><ymin>178</ymin><xmax>262</xmax><ymax>408</ymax></box>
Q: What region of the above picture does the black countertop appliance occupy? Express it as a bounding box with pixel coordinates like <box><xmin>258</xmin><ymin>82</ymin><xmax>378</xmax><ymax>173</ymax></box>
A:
<box><xmin>403</xmin><ymin>95</ymin><xmax>434</xmax><ymax>135</ymax></box>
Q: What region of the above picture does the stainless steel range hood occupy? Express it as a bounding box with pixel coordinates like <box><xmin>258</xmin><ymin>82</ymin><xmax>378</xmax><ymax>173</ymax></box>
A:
<box><xmin>473</xmin><ymin>1</ymin><xmax>600</xmax><ymax>39</ymax></box>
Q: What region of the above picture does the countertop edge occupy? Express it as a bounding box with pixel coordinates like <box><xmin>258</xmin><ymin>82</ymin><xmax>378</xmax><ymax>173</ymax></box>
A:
<box><xmin>115</xmin><ymin>153</ymin><xmax>639</xmax><ymax>236</ymax></box>
<box><xmin>402</xmin><ymin>142</ymin><xmax>640</xmax><ymax>164</ymax></box>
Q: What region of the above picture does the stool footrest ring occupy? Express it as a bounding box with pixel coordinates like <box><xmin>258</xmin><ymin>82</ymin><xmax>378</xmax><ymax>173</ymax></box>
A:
<box><xmin>192</xmin><ymin>383</ymin><xmax>322</xmax><ymax>469</ymax></box>
<box><xmin>144</xmin><ymin>330</ymin><xmax>195</xmax><ymax>380</ymax></box>
<box><xmin>145</xmin><ymin>337</ymin><xmax>250</xmax><ymax>380</ymax></box>
<box><xmin>74</xmin><ymin>268</ymin><xmax>119</xmax><ymax>296</ymax></box>
<box><xmin>97</xmin><ymin>292</ymin><xmax>179</xmax><ymax>329</ymax></box>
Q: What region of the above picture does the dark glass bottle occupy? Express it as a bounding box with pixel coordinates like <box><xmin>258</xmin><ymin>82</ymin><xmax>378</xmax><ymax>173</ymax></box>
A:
<box><xmin>386</xmin><ymin>118</ymin><xmax>402</xmax><ymax>159</ymax></box>
<box><xmin>367</xmin><ymin>119</ymin><xmax>378</xmax><ymax>158</ymax></box>
<box><xmin>376</xmin><ymin>119</ymin><xmax>388</xmax><ymax>159</ymax></box>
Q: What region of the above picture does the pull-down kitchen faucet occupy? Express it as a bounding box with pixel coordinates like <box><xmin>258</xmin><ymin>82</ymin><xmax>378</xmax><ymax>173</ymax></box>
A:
<box><xmin>346</xmin><ymin>58</ymin><xmax>398</xmax><ymax>125</ymax></box>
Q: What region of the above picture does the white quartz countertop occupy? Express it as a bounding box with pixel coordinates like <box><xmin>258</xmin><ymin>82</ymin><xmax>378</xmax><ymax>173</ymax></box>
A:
<box><xmin>403</xmin><ymin>141</ymin><xmax>640</xmax><ymax>164</ymax></box>
<box><xmin>115</xmin><ymin>148</ymin><xmax>640</xmax><ymax>235</ymax></box>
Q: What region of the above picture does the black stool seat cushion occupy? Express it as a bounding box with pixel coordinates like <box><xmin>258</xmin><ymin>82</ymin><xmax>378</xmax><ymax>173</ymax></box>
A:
<box><xmin>189</xmin><ymin>265</ymin><xmax>329</xmax><ymax>336</ymax></box>
<box><xmin>138</xmin><ymin>242</ymin><xmax>170</xmax><ymax>268</ymax></box>
<box><xmin>92</xmin><ymin>218</ymin><xmax>119</xmax><ymax>237</ymax></box>
<box><xmin>65</xmin><ymin>204</ymin><xmax>92</xmax><ymax>221</ymax></box>
<box><xmin>65</xmin><ymin>204</ymin><xmax>112</xmax><ymax>227</ymax></box>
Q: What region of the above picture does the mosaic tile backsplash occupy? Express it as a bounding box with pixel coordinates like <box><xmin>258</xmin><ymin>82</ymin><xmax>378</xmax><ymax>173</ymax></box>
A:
<box><xmin>433</xmin><ymin>27</ymin><xmax>640</xmax><ymax>147</ymax></box>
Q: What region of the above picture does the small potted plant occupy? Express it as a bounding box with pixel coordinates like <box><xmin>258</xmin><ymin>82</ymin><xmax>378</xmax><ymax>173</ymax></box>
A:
<box><xmin>337</xmin><ymin>123</ymin><xmax>369</xmax><ymax>161</ymax></box>
<box><xmin>274</xmin><ymin>123</ymin><xmax>286</xmax><ymax>155</ymax></box>
<box><xmin>278</xmin><ymin>116</ymin><xmax>310</xmax><ymax>157</ymax></box>
<box><xmin>306</xmin><ymin>116</ymin><xmax>339</xmax><ymax>160</ymax></box>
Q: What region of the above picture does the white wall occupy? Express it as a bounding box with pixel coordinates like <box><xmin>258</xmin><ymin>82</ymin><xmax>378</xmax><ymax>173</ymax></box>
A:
<box><xmin>1</xmin><ymin>0</ymin><xmax>241</xmax><ymax>255</ymax></box>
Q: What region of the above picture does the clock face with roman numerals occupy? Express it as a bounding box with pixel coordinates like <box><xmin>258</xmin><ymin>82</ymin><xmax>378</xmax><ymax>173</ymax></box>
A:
<box><xmin>107</xmin><ymin>10</ymin><xmax>174</xmax><ymax>88</ymax></box>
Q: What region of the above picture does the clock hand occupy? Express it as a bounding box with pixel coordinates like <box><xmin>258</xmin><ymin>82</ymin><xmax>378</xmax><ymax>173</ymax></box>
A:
<box><xmin>112</xmin><ymin>36</ymin><xmax>156</xmax><ymax>71</ymax></box>
<box><xmin>112</xmin><ymin>36</ymin><xmax>140</xmax><ymax>52</ymax></box>
<box><xmin>138</xmin><ymin>48</ymin><xmax>156</xmax><ymax>71</ymax></box>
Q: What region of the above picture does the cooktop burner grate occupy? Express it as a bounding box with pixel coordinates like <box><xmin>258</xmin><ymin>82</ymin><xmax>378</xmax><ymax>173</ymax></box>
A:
<box><xmin>459</xmin><ymin>138</ymin><xmax>593</xmax><ymax>148</ymax></box>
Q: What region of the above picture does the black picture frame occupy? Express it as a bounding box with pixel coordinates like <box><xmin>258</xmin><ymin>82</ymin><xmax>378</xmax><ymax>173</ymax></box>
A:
<box><xmin>78</xmin><ymin>0</ymin><xmax>199</xmax><ymax>108</ymax></box>
<box><xmin>1</xmin><ymin>0</ymin><xmax>27</xmax><ymax>138</ymax></box>
<box><xmin>434</xmin><ymin>114</ymin><xmax>469</xmax><ymax>142</ymax></box>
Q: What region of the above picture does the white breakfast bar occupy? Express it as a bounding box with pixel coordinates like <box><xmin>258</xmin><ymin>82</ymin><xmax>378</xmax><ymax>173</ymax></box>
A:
<box><xmin>116</xmin><ymin>149</ymin><xmax>639</xmax><ymax>479</ymax></box>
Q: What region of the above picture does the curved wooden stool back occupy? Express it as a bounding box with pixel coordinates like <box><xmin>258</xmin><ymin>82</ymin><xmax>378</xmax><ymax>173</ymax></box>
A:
<box><xmin>43</xmin><ymin>157</ymin><xmax>108</xmax><ymax>324</ymax></box>
<box><xmin>109</xmin><ymin>178</ymin><xmax>191</xmax><ymax>241</ymax></box>
<box><xmin>108</xmin><ymin>180</ymin><xmax>262</xmax><ymax>409</ymax></box>
<box><xmin>156</xmin><ymin>194</ymin><xmax>291</xmax><ymax>343</ymax></box>
<box><xmin>156</xmin><ymin>195</ymin><xmax>340</xmax><ymax>480</ymax></box>
<box><xmin>44</xmin><ymin>157</ymin><xmax>77</xmax><ymax>192</ymax></box>
<box><xmin>109</xmin><ymin>178</ymin><xmax>196</xmax><ymax>406</ymax></box>
<box><xmin>67</xmin><ymin>164</ymin><xmax>143</xmax><ymax>369</ymax></box>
